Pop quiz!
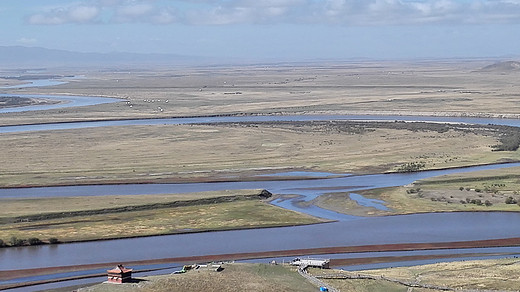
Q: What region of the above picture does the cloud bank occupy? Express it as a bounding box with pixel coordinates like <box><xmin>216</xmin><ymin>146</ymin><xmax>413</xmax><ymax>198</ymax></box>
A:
<box><xmin>27</xmin><ymin>0</ymin><xmax>520</xmax><ymax>26</ymax></box>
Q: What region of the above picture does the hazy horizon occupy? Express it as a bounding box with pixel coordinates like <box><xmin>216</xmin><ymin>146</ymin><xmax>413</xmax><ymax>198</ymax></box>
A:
<box><xmin>1</xmin><ymin>1</ymin><xmax>520</xmax><ymax>62</ymax></box>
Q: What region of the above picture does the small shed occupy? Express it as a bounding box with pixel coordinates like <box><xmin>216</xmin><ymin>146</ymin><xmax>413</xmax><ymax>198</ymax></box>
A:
<box><xmin>107</xmin><ymin>264</ymin><xmax>133</xmax><ymax>283</ymax></box>
<box><xmin>290</xmin><ymin>258</ymin><xmax>330</xmax><ymax>269</ymax></box>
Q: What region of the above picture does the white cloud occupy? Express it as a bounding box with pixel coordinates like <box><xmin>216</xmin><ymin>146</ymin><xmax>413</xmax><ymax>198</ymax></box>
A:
<box><xmin>25</xmin><ymin>0</ymin><xmax>520</xmax><ymax>26</ymax></box>
<box><xmin>114</xmin><ymin>3</ymin><xmax>154</xmax><ymax>21</ymax></box>
<box><xmin>151</xmin><ymin>8</ymin><xmax>178</xmax><ymax>24</ymax></box>
<box><xmin>16</xmin><ymin>37</ymin><xmax>37</xmax><ymax>45</ymax></box>
<box><xmin>69</xmin><ymin>6</ymin><xmax>100</xmax><ymax>22</ymax></box>
<box><xmin>28</xmin><ymin>4</ymin><xmax>100</xmax><ymax>25</ymax></box>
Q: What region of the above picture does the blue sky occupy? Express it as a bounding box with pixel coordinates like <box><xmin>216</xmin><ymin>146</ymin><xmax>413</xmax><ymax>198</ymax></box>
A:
<box><xmin>1</xmin><ymin>0</ymin><xmax>520</xmax><ymax>61</ymax></box>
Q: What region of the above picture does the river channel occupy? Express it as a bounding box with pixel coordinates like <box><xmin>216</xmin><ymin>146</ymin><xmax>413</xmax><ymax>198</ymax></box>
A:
<box><xmin>3</xmin><ymin>88</ymin><xmax>520</xmax><ymax>289</ymax></box>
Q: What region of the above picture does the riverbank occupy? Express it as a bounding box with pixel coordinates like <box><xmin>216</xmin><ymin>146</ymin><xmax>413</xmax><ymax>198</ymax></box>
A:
<box><xmin>3</xmin><ymin>237</ymin><xmax>520</xmax><ymax>290</ymax></box>
<box><xmin>0</xmin><ymin>96</ymin><xmax>61</xmax><ymax>109</ymax></box>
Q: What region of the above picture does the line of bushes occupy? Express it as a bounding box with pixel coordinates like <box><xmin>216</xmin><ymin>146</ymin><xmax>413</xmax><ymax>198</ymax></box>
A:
<box><xmin>397</xmin><ymin>161</ymin><xmax>426</xmax><ymax>172</ymax></box>
<box><xmin>7</xmin><ymin>191</ymin><xmax>272</xmax><ymax>224</ymax></box>
<box><xmin>0</xmin><ymin>236</ymin><xmax>59</xmax><ymax>248</ymax></box>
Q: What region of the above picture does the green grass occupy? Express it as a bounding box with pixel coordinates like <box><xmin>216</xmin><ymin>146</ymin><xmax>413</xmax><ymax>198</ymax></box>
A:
<box><xmin>0</xmin><ymin>191</ymin><xmax>325</xmax><ymax>244</ymax></box>
<box><xmin>0</xmin><ymin>190</ymin><xmax>262</xmax><ymax>219</ymax></box>
<box><xmin>78</xmin><ymin>263</ymin><xmax>318</xmax><ymax>292</ymax></box>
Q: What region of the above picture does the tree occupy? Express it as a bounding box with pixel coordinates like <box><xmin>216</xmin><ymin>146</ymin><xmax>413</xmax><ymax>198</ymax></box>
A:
<box><xmin>505</xmin><ymin>197</ymin><xmax>517</xmax><ymax>204</ymax></box>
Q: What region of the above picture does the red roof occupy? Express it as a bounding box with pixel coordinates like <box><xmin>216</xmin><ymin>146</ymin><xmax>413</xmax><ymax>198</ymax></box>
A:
<box><xmin>107</xmin><ymin>264</ymin><xmax>133</xmax><ymax>273</ymax></box>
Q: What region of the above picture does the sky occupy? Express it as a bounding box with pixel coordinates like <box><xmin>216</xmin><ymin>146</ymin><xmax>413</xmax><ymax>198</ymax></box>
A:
<box><xmin>1</xmin><ymin>0</ymin><xmax>520</xmax><ymax>61</ymax></box>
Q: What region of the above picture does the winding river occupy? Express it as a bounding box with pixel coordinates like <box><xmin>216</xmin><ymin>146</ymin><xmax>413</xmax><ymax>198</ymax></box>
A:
<box><xmin>3</xmin><ymin>82</ymin><xmax>520</xmax><ymax>289</ymax></box>
<box><xmin>0</xmin><ymin>77</ymin><xmax>119</xmax><ymax>113</ymax></box>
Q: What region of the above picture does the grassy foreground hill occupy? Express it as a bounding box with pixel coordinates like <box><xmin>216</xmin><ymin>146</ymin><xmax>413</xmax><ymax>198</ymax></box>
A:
<box><xmin>77</xmin><ymin>263</ymin><xmax>318</xmax><ymax>292</ymax></box>
<box><xmin>70</xmin><ymin>258</ymin><xmax>520</xmax><ymax>292</ymax></box>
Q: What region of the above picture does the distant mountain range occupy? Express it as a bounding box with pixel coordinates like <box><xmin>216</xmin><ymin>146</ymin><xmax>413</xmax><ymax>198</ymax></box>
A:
<box><xmin>480</xmin><ymin>61</ymin><xmax>520</xmax><ymax>72</ymax></box>
<box><xmin>2</xmin><ymin>46</ymin><xmax>519</xmax><ymax>70</ymax></box>
<box><xmin>0</xmin><ymin>46</ymin><xmax>210</xmax><ymax>68</ymax></box>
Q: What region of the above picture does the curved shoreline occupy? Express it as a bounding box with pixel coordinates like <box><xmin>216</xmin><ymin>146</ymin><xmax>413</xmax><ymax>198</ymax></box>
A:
<box><xmin>2</xmin><ymin>160</ymin><xmax>519</xmax><ymax>190</ymax></box>
<box><xmin>289</xmin><ymin>110</ymin><xmax>520</xmax><ymax>120</ymax></box>
<box><xmin>0</xmin><ymin>96</ymin><xmax>64</xmax><ymax>110</ymax></box>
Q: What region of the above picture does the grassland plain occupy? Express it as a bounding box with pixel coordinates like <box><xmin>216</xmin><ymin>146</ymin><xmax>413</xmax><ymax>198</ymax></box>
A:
<box><xmin>0</xmin><ymin>190</ymin><xmax>324</xmax><ymax>243</ymax></box>
<box><xmin>1</xmin><ymin>61</ymin><xmax>520</xmax><ymax>126</ymax></box>
<box><xmin>0</xmin><ymin>121</ymin><xmax>517</xmax><ymax>187</ymax></box>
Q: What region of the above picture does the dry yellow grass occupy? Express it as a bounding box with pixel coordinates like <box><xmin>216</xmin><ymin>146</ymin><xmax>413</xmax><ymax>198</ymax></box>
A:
<box><xmin>0</xmin><ymin>122</ymin><xmax>514</xmax><ymax>187</ymax></box>
<box><xmin>306</xmin><ymin>258</ymin><xmax>520</xmax><ymax>291</ymax></box>
<box><xmin>355</xmin><ymin>258</ymin><xmax>520</xmax><ymax>291</ymax></box>
<box><xmin>1</xmin><ymin>62</ymin><xmax>520</xmax><ymax>126</ymax></box>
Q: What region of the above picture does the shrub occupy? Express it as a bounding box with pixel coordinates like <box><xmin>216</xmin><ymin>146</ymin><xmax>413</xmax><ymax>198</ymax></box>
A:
<box><xmin>397</xmin><ymin>161</ymin><xmax>426</xmax><ymax>172</ymax></box>
<box><xmin>10</xmin><ymin>236</ymin><xmax>24</xmax><ymax>246</ymax></box>
<box><xmin>407</xmin><ymin>188</ymin><xmax>422</xmax><ymax>194</ymax></box>
<box><xmin>506</xmin><ymin>197</ymin><xmax>518</xmax><ymax>204</ymax></box>
<box><xmin>459</xmin><ymin>187</ymin><xmax>464</xmax><ymax>191</ymax></box>
<box><xmin>475</xmin><ymin>189</ymin><xmax>482</xmax><ymax>193</ymax></box>
<box><xmin>49</xmin><ymin>237</ymin><xmax>59</xmax><ymax>244</ymax></box>
<box><xmin>485</xmin><ymin>200</ymin><xmax>493</xmax><ymax>206</ymax></box>
<box><xmin>492</xmin><ymin>131</ymin><xmax>520</xmax><ymax>151</ymax></box>
<box><xmin>28</xmin><ymin>237</ymin><xmax>42</xmax><ymax>245</ymax></box>
<box><xmin>0</xmin><ymin>239</ymin><xmax>4</xmax><ymax>247</ymax></box>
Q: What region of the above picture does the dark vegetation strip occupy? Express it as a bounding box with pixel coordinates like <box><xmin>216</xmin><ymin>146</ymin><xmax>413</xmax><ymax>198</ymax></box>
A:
<box><xmin>1</xmin><ymin>190</ymin><xmax>272</xmax><ymax>224</ymax></box>
<box><xmin>207</xmin><ymin>120</ymin><xmax>520</xmax><ymax>151</ymax></box>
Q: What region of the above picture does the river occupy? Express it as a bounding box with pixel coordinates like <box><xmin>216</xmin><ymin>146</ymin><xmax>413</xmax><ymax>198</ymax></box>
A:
<box><xmin>2</xmin><ymin>82</ymin><xmax>520</xmax><ymax>289</ymax></box>
<box><xmin>0</xmin><ymin>77</ymin><xmax>120</xmax><ymax>113</ymax></box>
